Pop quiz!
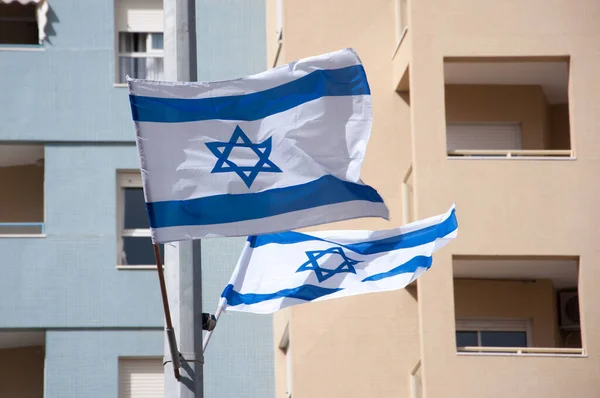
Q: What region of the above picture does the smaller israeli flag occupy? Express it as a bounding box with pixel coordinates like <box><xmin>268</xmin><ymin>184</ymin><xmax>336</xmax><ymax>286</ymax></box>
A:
<box><xmin>220</xmin><ymin>205</ymin><xmax>458</xmax><ymax>314</ymax></box>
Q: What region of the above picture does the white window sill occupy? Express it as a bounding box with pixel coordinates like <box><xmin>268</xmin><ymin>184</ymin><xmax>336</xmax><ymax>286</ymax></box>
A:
<box><xmin>448</xmin><ymin>156</ymin><xmax>577</xmax><ymax>161</ymax></box>
<box><xmin>114</xmin><ymin>83</ymin><xmax>128</xmax><ymax>88</ymax></box>
<box><xmin>447</xmin><ymin>150</ymin><xmax>575</xmax><ymax>160</ymax></box>
<box><xmin>0</xmin><ymin>234</ymin><xmax>46</xmax><ymax>238</ymax></box>
<box><xmin>117</xmin><ymin>265</ymin><xmax>159</xmax><ymax>270</ymax></box>
<box><xmin>457</xmin><ymin>347</ymin><xmax>586</xmax><ymax>358</ymax></box>
<box><xmin>0</xmin><ymin>44</ymin><xmax>44</xmax><ymax>52</ymax></box>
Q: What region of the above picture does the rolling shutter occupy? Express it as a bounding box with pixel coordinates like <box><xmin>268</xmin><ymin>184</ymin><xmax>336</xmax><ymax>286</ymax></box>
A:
<box><xmin>446</xmin><ymin>123</ymin><xmax>522</xmax><ymax>151</ymax></box>
<box><xmin>118</xmin><ymin>358</ymin><xmax>164</xmax><ymax>398</ymax></box>
<box><xmin>115</xmin><ymin>0</ymin><xmax>163</xmax><ymax>33</ymax></box>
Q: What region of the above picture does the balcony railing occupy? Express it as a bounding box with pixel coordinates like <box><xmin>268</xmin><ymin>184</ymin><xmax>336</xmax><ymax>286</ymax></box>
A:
<box><xmin>448</xmin><ymin>149</ymin><xmax>574</xmax><ymax>159</ymax></box>
<box><xmin>458</xmin><ymin>346</ymin><xmax>585</xmax><ymax>357</ymax></box>
<box><xmin>0</xmin><ymin>222</ymin><xmax>45</xmax><ymax>236</ymax></box>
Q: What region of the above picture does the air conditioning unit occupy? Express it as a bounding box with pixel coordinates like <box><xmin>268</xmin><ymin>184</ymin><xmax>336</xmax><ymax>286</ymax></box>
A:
<box><xmin>558</xmin><ymin>291</ymin><xmax>580</xmax><ymax>330</ymax></box>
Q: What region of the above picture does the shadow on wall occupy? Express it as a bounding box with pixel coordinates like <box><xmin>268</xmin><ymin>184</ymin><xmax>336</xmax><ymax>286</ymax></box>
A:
<box><xmin>44</xmin><ymin>5</ymin><xmax>59</xmax><ymax>45</ymax></box>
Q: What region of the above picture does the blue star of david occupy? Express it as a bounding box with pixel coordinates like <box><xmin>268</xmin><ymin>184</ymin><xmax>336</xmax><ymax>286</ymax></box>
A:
<box><xmin>296</xmin><ymin>247</ymin><xmax>361</xmax><ymax>283</ymax></box>
<box><xmin>205</xmin><ymin>126</ymin><xmax>282</xmax><ymax>188</ymax></box>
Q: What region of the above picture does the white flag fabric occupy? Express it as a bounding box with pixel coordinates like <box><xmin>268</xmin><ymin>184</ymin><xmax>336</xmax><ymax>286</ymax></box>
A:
<box><xmin>127</xmin><ymin>48</ymin><xmax>388</xmax><ymax>243</ymax></box>
<box><xmin>221</xmin><ymin>205</ymin><xmax>458</xmax><ymax>314</ymax></box>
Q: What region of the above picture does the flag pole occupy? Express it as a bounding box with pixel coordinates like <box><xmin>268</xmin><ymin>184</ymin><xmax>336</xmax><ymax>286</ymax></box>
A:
<box><xmin>153</xmin><ymin>244</ymin><xmax>181</xmax><ymax>380</ymax></box>
<box><xmin>163</xmin><ymin>1</ymin><xmax>202</xmax><ymax>397</ymax></box>
<box><xmin>202</xmin><ymin>298</ymin><xmax>226</xmax><ymax>353</ymax></box>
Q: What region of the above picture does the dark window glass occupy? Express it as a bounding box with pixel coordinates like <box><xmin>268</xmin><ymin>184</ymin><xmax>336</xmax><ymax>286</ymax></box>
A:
<box><xmin>480</xmin><ymin>331</ymin><xmax>527</xmax><ymax>347</ymax></box>
<box><xmin>151</xmin><ymin>33</ymin><xmax>163</xmax><ymax>49</ymax></box>
<box><xmin>456</xmin><ymin>331</ymin><xmax>478</xmax><ymax>347</ymax></box>
<box><xmin>124</xmin><ymin>188</ymin><xmax>149</xmax><ymax>229</ymax></box>
<box><xmin>0</xmin><ymin>4</ymin><xmax>38</xmax><ymax>45</ymax></box>
<box><xmin>121</xmin><ymin>237</ymin><xmax>163</xmax><ymax>266</ymax></box>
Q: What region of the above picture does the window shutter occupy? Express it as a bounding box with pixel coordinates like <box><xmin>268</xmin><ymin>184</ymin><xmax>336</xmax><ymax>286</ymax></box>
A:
<box><xmin>446</xmin><ymin>123</ymin><xmax>522</xmax><ymax>151</ymax></box>
<box><xmin>119</xmin><ymin>358</ymin><xmax>164</xmax><ymax>398</ymax></box>
<box><xmin>456</xmin><ymin>318</ymin><xmax>530</xmax><ymax>332</ymax></box>
<box><xmin>115</xmin><ymin>0</ymin><xmax>163</xmax><ymax>33</ymax></box>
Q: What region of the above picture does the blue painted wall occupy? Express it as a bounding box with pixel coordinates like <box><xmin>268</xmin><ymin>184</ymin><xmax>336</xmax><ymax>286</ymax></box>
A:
<box><xmin>0</xmin><ymin>145</ymin><xmax>162</xmax><ymax>328</ymax></box>
<box><xmin>45</xmin><ymin>330</ymin><xmax>163</xmax><ymax>398</ymax></box>
<box><xmin>0</xmin><ymin>0</ymin><xmax>134</xmax><ymax>142</ymax></box>
<box><xmin>0</xmin><ymin>0</ymin><xmax>272</xmax><ymax>396</ymax></box>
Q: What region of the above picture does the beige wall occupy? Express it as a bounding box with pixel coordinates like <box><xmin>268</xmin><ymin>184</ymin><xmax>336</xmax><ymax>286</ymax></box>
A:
<box><xmin>0</xmin><ymin>165</ymin><xmax>44</xmax><ymax>222</ymax></box>
<box><xmin>409</xmin><ymin>0</ymin><xmax>600</xmax><ymax>397</ymax></box>
<box><xmin>286</xmin><ymin>288</ymin><xmax>420</xmax><ymax>398</ymax></box>
<box><xmin>0</xmin><ymin>346</ymin><xmax>44</xmax><ymax>398</ymax></box>
<box><xmin>454</xmin><ymin>278</ymin><xmax>558</xmax><ymax>347</ymax></box>
<box><xmin>271</xmin><ymin>0</ymin><xmax>417</xmax><ymax>396</ymax></box>
<box><xmin>271</xmin><ymin>0</ymin><xmax>600</xmax><ymax>397</ymax></box>
<box><xmin>444</xmin><ymin>84</ymin><xmax>548</xmax><ymax>149</ymax></box>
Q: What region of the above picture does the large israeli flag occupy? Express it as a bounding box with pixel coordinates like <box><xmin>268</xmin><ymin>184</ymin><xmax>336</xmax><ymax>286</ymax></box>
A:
<box><xmin>221</xmin><ymin>205</ymin><xmax>458</xmax><ymax>314</ymax></box>
<box><xmin>127</xmin><ymin>48</ymin><xmax>388</xmax><ymax>243</ymax></box>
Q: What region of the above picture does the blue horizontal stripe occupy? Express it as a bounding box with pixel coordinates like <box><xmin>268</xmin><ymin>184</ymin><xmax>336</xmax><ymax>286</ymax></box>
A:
<box><xmin>221</xmin><ymin>283</ymin><xmax>342</xmax><ymax>306</ymax></box>
<box><xmin>361</xmin><ymin>255</ymin><xmax>432</xmax><ymax>282</ymax></box>
<box><xmin>222</xmin><ymin>256</ymin><xmax>431</xmax><ymax>307</ymax></box>
<box><xmin>146</xmin><ymin>175</ymin><xmax>385</xmax><ymax>229</ymax></box>
<box><xmin>129</xmin><ymin>65</ymin><xmax>370</xmax><ymax>123</ymax></box>
<box><xmin>249</xmin><ymin>208</ymin><xmax>457</xmax><ymax>254</ymax></box>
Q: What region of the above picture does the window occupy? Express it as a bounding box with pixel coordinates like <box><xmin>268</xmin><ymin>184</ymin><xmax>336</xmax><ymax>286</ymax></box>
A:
<box><xmin>0</xmin><ymin>2</ymin><xmax>39</xmax><ymax>45</ymax></box>
<box><xmin>456</xmin><ymin>318</ymin><xmax>531</xmax><ymax>348</ymax></box>
<box><xmin>444</xmin><ymin>57</ymin><xmax>572</xmax><ymax>158</ymax></box>
<box><xmin>0</xmin><ymin>145</ymin><xmax>44</xmax><ymax>236</ymax></box>
<box><xmin>117</xmin><ymin>172</ymin><xmax>163</xmax><ymax>267</ymax></box>
<box><xmin>453</xmin><ymin>256</ymin><xmax>584</xmax><ymax>355</ymax></box>
<box><xmin>117</xmin><ymin>32</ymin><xmax>164</xmax><ymax>83</ymax></box>
<box><xmin>118</xmin><ymin>358</ymin><xmax>163</xmax><ymax>398</ymax></box>
<box><xmin>115</xmin><ymin>0</ymin><xmax>164</xmax><ymax>84</ymax></box>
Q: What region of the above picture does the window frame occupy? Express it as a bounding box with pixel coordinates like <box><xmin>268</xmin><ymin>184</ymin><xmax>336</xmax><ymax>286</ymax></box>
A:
<box><xmin>114</xmin><ymin>0</ymin><xmax>164</xmax><ymax>85</ymax></box>
<box><xmin>116</xmin><ymin>32</ymin><xmax>164</xmax><ymax>84</ymax></box>
<box><xmin>116</xmin><ymin>171</ymin><xmax>156</xmax><ymax>269</ymax></box>
<box><xmin>456</xmin><ymin>318</ymin><xmax>532</xmax><ymax>348</ymax></box>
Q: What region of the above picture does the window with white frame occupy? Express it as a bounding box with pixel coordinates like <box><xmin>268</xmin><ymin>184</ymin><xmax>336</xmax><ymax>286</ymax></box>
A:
<box><xmin>117</xmin><ymin>172</ymin><xmax>163</xmax><ymax>267</ymax></box>
<box><xmin>456</xmin><ymin>318</ymin><xmax>531</xmax><ymax>348</ymax></box>
<box><xmin>118</xmin><ymin>357</ymin><xmax>164</xmax><ymax>398</ymax></box>
<box><xmin>115</xmin><ymin>0</ymin><xmax>164</xmax><ymax>84</ymax></box>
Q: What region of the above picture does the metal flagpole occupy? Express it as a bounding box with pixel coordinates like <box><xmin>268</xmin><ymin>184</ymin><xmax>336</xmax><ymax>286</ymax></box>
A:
<box><xmin>162</xmin><ymin>0</ymin><xmax>203</xmax><ymax>397</ymax></box>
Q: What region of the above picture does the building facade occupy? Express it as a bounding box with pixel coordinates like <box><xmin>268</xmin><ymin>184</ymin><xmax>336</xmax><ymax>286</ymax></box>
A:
<box><xmin>268</xmin><ymin>0</ymin><xmax>599</xmax><ymax>397</ymax></box>
<box><xmin>0</xmin><ymin>1</ymin><xmax>273</xmax><ymax>397</ymax></box>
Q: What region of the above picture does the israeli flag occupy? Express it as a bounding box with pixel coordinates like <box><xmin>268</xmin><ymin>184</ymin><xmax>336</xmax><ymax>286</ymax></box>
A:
<box><xmin>221</xmin><ymin>205</ymin><xmax>458</xmax><ymax>314</ymax></box>
<box><xmin>127</xmin><ymin>48</ymin><xmax>388</xmax><ymax>243</ymax></box>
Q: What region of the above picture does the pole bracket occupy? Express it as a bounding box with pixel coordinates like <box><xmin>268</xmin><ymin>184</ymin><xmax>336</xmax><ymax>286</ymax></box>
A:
<box><xmin>202</xmin><ymin>313</ymin><xmax>217</xmax><ymax>331</ymax></box>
